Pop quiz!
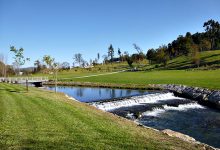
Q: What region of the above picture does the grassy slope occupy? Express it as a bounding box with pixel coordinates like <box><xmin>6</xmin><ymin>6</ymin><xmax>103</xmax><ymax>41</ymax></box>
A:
<box><xmin>165</xmin><ymin>50</ymin><xmax>220</xmax><ymax>69</ymax></box>
<box><xmin>0</xmin><ymin>83</ymin><xmax>205</xmax><ymax>150</ymax></box>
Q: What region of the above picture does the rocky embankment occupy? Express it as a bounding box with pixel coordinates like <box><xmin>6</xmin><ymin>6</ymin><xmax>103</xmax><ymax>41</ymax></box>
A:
<box><xmin>151</xmin><ymin>84</ymin><xmax>220</xmax><ymax>110</ymax></box>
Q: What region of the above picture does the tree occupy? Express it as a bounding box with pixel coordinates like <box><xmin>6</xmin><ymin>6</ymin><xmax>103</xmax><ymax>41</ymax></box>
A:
<box><xmin>108</xmin><ymin>44</ymin><xmax>114</xmax><ymax>62</ymax></box>
<box><xmin>118</xmin><ymin>48</ymin><xmax>122</xmax><ymax>61</ymax></box>
<box><xmin>133</xmin><ymin>43</ymin><xmax>143</xmax><ymax>54</ymax></box>
<box><xmin>81</xmin><ymin>60</ymin><xmax>87</xmax><ymax>68</ymax></box>
<box><xmin>203</xmin><ymin>19</ymin><xmax>220</xmax><ymax>50</ymax></box>
<box><xmin>43</xmin><ymin>55</ymin><xmax>54</xmax><ymax>69</ymax></box>
<box><xmin>61</xmin><ymin>62</ymin><xmax>70</xmax><ymax>70</ymax></box>
<box><xmin>34</xmin><ymin>60</ymin><xmax>41</xmax><ymax>72</ymax></box>
<box><xmin>146</xmin><ymin>49</ymin><xmax>156</xmax><ymax>64</ymax></box>
<box><xmin>102</xmin><ymin>55</ymin><xmax>108</xmax><ymax>64</ymax></box>
<box><xmin>192</xmin><ymin>45</ymin><xmax>200</xmax><ymax>67</ymax></box>
<box><xmin>133</xmin><ymin>43</ymin><xmax>145</xmax><ymax>63</ymax></box>
<box><xmin>73</xmin><ymin>53</ymin><xmax>83</xmax><ymax>67</ymax></box>
<box><xmin>52</xmin><ymin>61</ymin><xmax>60</xmax><ymax>93</ymax></box>
<box><xmin>156</xmin><ymin>45</ymin><xmax>169</xmax><ymax>66</ymax></box>
<box><xmin>10</xmin><ymin>46</ymin><xmax>30</xmax><ymax>75</ymax></box>
<box><xmin>199</xmin><ymin>39</ymin><xmax>211</xmax><ymax>51</ymax></box>
<box><xmin>97</xmin><ymin>53</ymin><xmax>100</xmax><ymax>62</ymax></box>
<box><xmin>126</xmin><ymin>56</ymin><xmax>133</xmax><ymax>68</ymax></box>
<box><xmin>0</xmin><ymin>53</ymin><xmax>7</xmax><ymax>77</ymax></box>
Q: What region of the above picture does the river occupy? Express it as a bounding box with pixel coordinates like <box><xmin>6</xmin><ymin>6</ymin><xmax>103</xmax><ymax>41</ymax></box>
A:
<box><xmin>45</xmin><ymin>86</ymin><xmax>220</xmax><ymax>148</ymax></box>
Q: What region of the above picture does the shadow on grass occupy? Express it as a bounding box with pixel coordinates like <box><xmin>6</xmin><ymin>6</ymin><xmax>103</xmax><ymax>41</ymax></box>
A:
<box><xmin>0</xmin><ymin>88</ymin><xmax>26</xmax><ymax>93</ymax></box>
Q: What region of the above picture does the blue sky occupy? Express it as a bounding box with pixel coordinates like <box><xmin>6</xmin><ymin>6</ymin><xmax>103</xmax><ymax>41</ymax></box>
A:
<box><xmin>0</xmin><ymin>0</ymin><xmax>220</xmax><ymax>67</ymax></box>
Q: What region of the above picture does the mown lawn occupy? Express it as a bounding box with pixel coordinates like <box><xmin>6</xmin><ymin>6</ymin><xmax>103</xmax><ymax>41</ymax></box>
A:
<box><xmin>59</xmin><ymin>70</ymin><xmax>220</xmax><ymax>89</ymax></box>
<box><xmin>0</xmin><ymin>83</ymin><xmax>205</xmax><ymax>149</ymax></box>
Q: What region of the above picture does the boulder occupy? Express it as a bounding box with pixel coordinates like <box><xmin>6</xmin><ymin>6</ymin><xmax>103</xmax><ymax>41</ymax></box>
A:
<box><xmin>152</xmin><ymin>84</ymin><xmax>220</xmax><ymax>110</ymax></box>
<box><xmin>162</xmin><ymin>129</ymin><xmax>196</xmax><ymax>143</ymax></box>
<box><xmin>207</xmin><ymin>91</ymin><xmax>220</xmax><ymax>109</ymax></box>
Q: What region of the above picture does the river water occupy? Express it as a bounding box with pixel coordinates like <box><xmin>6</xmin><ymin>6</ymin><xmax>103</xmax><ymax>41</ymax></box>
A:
<box><xmin>45</xmin><ymin>86</ymin><xmax>220</xmax><ymax>148</ymax></box>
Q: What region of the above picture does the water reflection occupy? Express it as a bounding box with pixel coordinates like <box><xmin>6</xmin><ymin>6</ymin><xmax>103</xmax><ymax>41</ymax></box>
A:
<box><xmin>45</xmin><ymin>86</ymin><xmax>155</xmax><ymax>102</ymax></box>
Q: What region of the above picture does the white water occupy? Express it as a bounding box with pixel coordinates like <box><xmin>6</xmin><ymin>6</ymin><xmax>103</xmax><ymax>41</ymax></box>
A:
<box><xmin>92</xmin><ymin>92</ymin><xmax>184</xmax><ymax>111</ymax></box>
<box><xmin>142</xmin><ymin>103</ymin><xmax>206</xmax><ymax>117</ymax></box>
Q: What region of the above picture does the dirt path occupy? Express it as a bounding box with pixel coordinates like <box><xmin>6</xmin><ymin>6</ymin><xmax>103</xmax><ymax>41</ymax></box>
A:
<box><xmin>73</xmin><ymin>70</ymin><xmax>125</xmax><ymax>79</ymax></box>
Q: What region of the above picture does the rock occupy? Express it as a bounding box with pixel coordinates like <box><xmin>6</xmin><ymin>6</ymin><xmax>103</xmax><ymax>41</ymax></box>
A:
<box><xmin>162</xmin><ymin>129</ymin><xmax>217</xmax><ymax>150</ymax></box>
<box><xmin>153</xmin><ymin>84</ymin><xmax>220</xmax><ymax>110</ymax></box>
<box><xmin>207</xmin><ymin>91</ymin><xmax>220</xmax><ymax>109</ymax></box>
<box><xmin>162</xmin><ymin>129</ymin><xmax>196</xmax><ymax>143</ymax></box>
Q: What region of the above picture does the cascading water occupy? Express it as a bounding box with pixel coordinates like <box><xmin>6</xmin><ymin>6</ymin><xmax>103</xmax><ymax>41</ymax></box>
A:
<box><xmin>45</xmin><ymin>85</ymin><xmax>220</xmax><ymax>148</ymax></box>
<box><xmin>142</xmin><ymin>103</ymin><xmax>205</xmax><ymax>117</ymax></box>
<box><xmin>91</xmin><ymin>92</ymin><xmax>220</xmax><ymax>148</ymax></box>
<box><xmin>91</xmin><ymin>92</ymin><xmax>184</xmax><ymax>111</ymax></box>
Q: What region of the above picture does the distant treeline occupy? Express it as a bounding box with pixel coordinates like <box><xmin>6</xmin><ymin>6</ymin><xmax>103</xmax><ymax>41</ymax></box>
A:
<box><xmin>146</xmin><ymin>19</ymin><xmax>220</xmax><ymax>66</ymax></box>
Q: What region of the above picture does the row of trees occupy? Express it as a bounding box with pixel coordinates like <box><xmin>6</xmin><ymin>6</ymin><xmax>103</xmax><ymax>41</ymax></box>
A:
<box><xmin>34</xmin><ymin>56</ymin><xmax>71</xmax><ymax>73</ymax></box>
<box><xmin>146</xmin><ymin>19</ymin><xmax>220</xmax><ymax>67</ymax></box>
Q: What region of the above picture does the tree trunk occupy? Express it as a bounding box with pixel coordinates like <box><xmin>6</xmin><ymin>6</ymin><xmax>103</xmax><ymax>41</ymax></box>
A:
<box><xmin>26</xmin><ymin>79</ymin><xmax>28</xmax><ymax>92</ymax></box>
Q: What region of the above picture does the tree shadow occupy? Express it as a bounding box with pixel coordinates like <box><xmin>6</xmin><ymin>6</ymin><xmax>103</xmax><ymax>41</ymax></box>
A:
<box><xmin>0</xmin><ymin>88</ymin><xmax>24</xmax><ymax>93</ymax></box>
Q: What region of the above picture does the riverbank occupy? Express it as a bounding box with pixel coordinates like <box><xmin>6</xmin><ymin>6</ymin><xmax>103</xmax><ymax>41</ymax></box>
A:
<box><xmin>0</xmin><ymin>83</ymin><xmax>210</xmax><ymax>149</ymax></box>
<box><xmin>44</xmin><ymin>81</ymin><xmax>161</xmax><ymax>90</ymax></box>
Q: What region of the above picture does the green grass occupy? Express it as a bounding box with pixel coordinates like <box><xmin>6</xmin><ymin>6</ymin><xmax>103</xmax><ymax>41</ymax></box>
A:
<box><xmin>57</xmin><ymin>70</ymin><xmax>220</xmax><ymax>89</ymax></box>
<box><xmin>165</xmin><ymin>50</ymin><xmax>220</xmax><ymax>69</ymax></box>
<box><xmin>0</xmin><ymin>83</ymin><xmax>205</xmax><ymax>149</ymax></box>
<box><xmin>31</xmin><ymin>50</ymin><xmax>220</xmax><ymax>89</ymax></box>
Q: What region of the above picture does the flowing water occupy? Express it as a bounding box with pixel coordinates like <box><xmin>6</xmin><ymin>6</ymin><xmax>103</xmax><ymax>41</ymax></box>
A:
<box><xmin>45</xmin><ymin>86</ymin><xmax>220</xmax><ymax>148</ymax></box>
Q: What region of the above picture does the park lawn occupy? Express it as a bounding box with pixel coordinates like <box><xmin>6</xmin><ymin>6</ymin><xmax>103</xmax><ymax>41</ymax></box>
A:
<box><xmin>58</xmin><ymin>70</ymin><xmax>220</xmax><ymax>90</ymax></box>
<box><xmin>0</xmin><ymin>83</ymin><xmax>205</xmax><ymax>150</ymax></box>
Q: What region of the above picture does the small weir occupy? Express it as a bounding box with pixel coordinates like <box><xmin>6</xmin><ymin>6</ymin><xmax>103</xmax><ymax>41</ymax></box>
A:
<box><xmin>91</xmin><ymin>92</ymin><xmax>220</xmax><ymax>148</ymax></box>
<box><xmin>91</xmin><ymin>92</ymin><xmax>184</xmax><ymax>111</ymax></box>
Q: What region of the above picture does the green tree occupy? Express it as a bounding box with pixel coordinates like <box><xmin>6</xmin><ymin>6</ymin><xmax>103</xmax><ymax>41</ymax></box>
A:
<box><xmin>156</xmin><ymin>45</ymin><xmax>169</xmax><ymax>66</ymax></box>
<box><xmin>97</xmin><ymin>53</ymin><xmax>100</xmax><ymax>62</ymax></box>
<box><xmin>203</xmin><ymin>19</ymin><xmax>220</xmax><ymax>50</ymax></box>
<box><xmin>199</xmin><ymin>39</ymin><xmax>211</xmax><ymax>51</ymax></box>
<box><xmin>34</xmin><ymin>60</ymin><xmax>41</xmax><ymax>72</ymax></box>
<box><xmin>133</xmin><ymin>43</ymin><xmax>145</xmax><ymax>63</ymax></box>
<box><xmin>43</xmin><ymin>55</ymin><xmax>54</xmax><ymax>69</ymax></box>
<box><xmin>108</xmin><ymin>44</ymin><xmax>114</xmax><ymax>62</ymax></box>
<box><xmin>61</xmin><ymin>62</ymin><xmax>70</xmax><ymax>70</ymax></box>
<box><xmin>10</xmin><ymin>46</ymin><xmax>30</xmax><ymax>75</ymax></box>
<box><xmin>146</xmin><ymin>49</ymin><xmax>156</xmax><ymax>64</ymax></box>
<box><xmin>73</xmin><ymin>53</ymin><xmax>83</xmax><ymax>67</ymax></box>
<box><xmin>192</xmin><ymin>45</ymin><xmax>200</xmax><ymax>67</ymax></box>
<box><xmin>126</xmin><ymin>56</ymin><xmax>133</xmax><ymax>68</ymax></box>
<box><xmin>133</xmin><ymin>43</ymin><xmax>142</xmax><ymax>54</ymax></box>
<box><xmin>0</xmin><ymin>53</ymin><xmax>7</xmax><ymax>77</ymax></box>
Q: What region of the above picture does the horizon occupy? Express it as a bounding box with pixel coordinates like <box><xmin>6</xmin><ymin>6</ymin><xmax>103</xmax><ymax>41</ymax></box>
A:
<box><xmin>0</xmin><ymin>0</ymin><xmax>220</xmax><ymax>67</ymax></box>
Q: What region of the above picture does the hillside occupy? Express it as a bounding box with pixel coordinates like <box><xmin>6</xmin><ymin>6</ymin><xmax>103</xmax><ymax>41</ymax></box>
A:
<box><xmin>163</xmin><ymin>50</ymin><xmax>220</xmax><ymax>70</ymax></box>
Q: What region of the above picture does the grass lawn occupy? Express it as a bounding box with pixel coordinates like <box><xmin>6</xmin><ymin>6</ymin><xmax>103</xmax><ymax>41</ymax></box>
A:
<box><xmin>31</xmin><ymin>50</ymin><xmax>220</xmax><ymax>89</ymax></box>
<box><xmin>58</xmin><ymin>70</ymin><xmax>220</xmax><ymax>90</ymax></box>
<box><xmin>0</xmin><ymin>83</ymin><xmax>205</xmax><ymax>149</ymax></box>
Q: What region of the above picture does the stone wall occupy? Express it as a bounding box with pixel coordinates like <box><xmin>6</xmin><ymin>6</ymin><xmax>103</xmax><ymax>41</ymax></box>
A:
<box><xmin>151</xmin><ymin>84</ymin><xmax>220</xmax><ymax>110</ymax></box>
